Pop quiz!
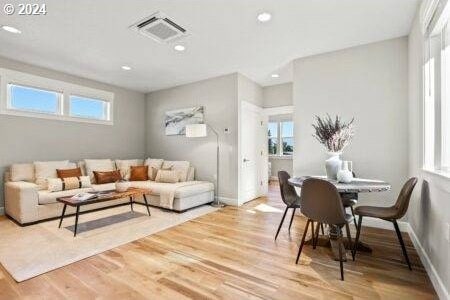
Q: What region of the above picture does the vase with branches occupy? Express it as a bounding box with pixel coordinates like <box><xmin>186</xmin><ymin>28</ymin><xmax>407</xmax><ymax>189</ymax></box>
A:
<box><xmin>312</xmin><ymin>115</ymin><xmax>355</xmax><ymax>179</ymax></box>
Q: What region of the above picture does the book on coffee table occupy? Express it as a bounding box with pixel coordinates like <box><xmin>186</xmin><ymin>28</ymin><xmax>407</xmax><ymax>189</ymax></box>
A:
<box><xmin>70</xmin><ymin>193</ymin><xmax>97</xmax><ymax>201</ymax></box>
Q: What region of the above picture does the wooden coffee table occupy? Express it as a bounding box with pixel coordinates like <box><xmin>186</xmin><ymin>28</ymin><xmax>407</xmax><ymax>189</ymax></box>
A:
<box><xmin>57</xmin><ymin>188</ymin><xmax>151</xmax><ymax>237</ymax></box>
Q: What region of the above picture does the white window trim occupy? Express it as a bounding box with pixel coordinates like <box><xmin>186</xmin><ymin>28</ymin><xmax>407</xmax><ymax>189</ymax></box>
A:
<box><xmin>0</xmin><ymin>68</ymin><xmax>114</xmax><ymax>125</ymax></box>
<box><xmin>268</xmin><ymin>120</ymin><xmax>293</xmax><ymax>158</ymax></box>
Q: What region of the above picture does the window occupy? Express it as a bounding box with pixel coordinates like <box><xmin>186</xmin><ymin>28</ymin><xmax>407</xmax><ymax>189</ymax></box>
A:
<box><xmin>268</xmin><ymin>121</ymin><xmax>294</xmax><ymax>156</ymax></box>
<box><xmin>69</xmin><ymin>95</ymin><xmax>109</xmax><ymax>121</ymax></box>
<box><xmin>9</xmin><ymin>84</ymin><xmax>61</xmax><ymax>114</ymax></box>
<box><xmin>423</xmin><ymin>2</ymin><xmax>450</xmax><ymax>173</ymax></box>
<box><xmin>0</xmin><ymin>68</ymin><xmax>114</xmax><ymax>125</ymax></box>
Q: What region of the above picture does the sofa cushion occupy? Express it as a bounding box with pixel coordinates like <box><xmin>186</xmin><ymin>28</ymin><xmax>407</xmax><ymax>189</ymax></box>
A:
<box><xmin>47</xmin><ymin>176</ymin><xmax>91</xmax><ymax>192</ymax></box>
<box><xmin>115</xmin><ymin>159</ymin><xmax>143</xmax><ymax>180</ymax></box>
<box><xmin>10</xmin><ymin>163</ymin><xmax>34</xmax><ymax>182</ymax></box>
<box><xmin>144</xmin><ymin>158</ymin><xmax>164</xmax><ymax>180</ymax></box>
<box><xmin>84</xmin><ymin>159</ymin><xmax>115</xmax><ymax>183</ymax></box>
<box><xmin>34</xmin><ymin>160</ymin><xmax>72</xmax><ymax>190</ymax></box>
<box><xmin>162</xmin><ymin>160</ymin><xmax>190</xmax><ymax>182</ymax></box>
<box><xmin>38</xmin><ymin>187</ymin><xmax>94</xmax><ymax>205</ymax></box>
<box><xmin>92</xmin><ymin>183</ymin><xmax>116</xmax><ymax>192</ymax></box>
<box><xmin>129</xmin><ymin>181</ymin><xmax>214</xmax><ymax>198</ymax></box>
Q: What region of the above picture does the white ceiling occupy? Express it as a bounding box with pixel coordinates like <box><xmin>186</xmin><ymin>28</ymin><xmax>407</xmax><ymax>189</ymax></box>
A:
<box><xmin>0</xmin><ymin>0</ymin><xmax>419</xmax><ymax>93</ymax></box>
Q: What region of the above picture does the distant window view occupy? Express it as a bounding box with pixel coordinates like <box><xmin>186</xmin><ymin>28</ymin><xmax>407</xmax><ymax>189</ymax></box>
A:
<box><xmin>69</xmin><ymin>95</ymin><xmax>107</xmax><ymax>120</ymax></box>
<box><xmin>268</xmin><ymin>120</ymin><xmax>294</xmax><ymax>156</ymax></box>
<box><xmin>9</xmin><ymin>84</ymin><xmax>60</xmax><ymax>114</ymax></box>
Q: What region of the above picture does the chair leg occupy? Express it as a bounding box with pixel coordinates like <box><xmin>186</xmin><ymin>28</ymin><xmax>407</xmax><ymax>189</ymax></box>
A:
<box><xmin>296</xmin><ymin>219</ymin><xmax>311</xmax><ymax>264</ymax></box>
<box><xmin>288</xmin><ymin>208</ymin><xmax>296</xmax><ymax>232</ymax></box>
<box><xmin>311</xmin><ymin>221</ymin><xmax>315</xmax><ymax>246</ymax></box>
<box><xmin>275</xmin><ymin>206</ymin><xmax>289</xmax><ymax>240</ymax></box>
<box><xmin>320</xmin><ymin>223</ymin><xmax>325</xmax><ymax>235</ymax></box>
<box><xmin>345</xmin><ymin>222</ymin><xmax>352</xmax><ymax>247</ymax></box>
<box><xmin>350</xmin><ymin>206</ymin><xmax>357</xmax><ymax>228</ymax></box>
<box><xmin>337</xmin><ymin>228</ymin><xmax>344</xmax><ymax>281</ymax></box>
<box><xmin>352</xmin><ymin>216</ymin><xmax>363</xmax><ymax>261</ymax></box>
<box><xmin>393</xmin><ymin>220</ymin><xmax>412</xmax><ymax>270</ymax></box>
<box><xmin>313</xmin><ymin>222</ymin><xmax>321</xmax><ymax>249</ymax></box>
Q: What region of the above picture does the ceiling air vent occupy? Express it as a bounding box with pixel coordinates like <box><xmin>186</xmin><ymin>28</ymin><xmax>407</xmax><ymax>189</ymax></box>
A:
<box><xmin>130</xmin><ymin>12</ymin><xmax>187</xmax><ymax>43</ymax></box>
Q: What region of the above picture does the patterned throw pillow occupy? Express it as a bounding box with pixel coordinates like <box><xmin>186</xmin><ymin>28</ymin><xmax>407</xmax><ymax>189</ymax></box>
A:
<box><xmin>129</xmin><ymin>166</ymin><xmax>149</xmax><ymax>181</ymax></box>
<box><xmin>93</xmin><ymin>170</ymin><xmax>122</xmax><ymax>184</ymax></box>
<box><xmin>155</xmin><ymin>169</ymin><xmax>180</xmax><ymax>183</ymax></box>
<box><xmin>57</xmin><ymin>167</ymin><xmax>82</xmax><ymax>179</ymax></box>
<box><xmin>47</xmin><ymin>176</ymin><xmax>92</xmax><ymax>192</ymax></box>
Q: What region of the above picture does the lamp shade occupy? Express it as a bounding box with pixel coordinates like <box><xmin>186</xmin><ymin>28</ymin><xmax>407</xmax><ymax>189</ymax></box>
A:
<box><xmin>185</xmin><ymin>123</ymin><xmax>207</xmax><ymax>137</ymax></box>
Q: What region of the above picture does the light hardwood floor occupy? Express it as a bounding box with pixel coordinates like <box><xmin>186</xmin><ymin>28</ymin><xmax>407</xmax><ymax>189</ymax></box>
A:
<box><xmin>0</xmin><ymin>184</ymin><xmax>438</xmax><ymax>299</ymax></box>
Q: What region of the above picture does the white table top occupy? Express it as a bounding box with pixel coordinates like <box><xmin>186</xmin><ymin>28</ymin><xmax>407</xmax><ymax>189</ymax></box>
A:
<box><xmin>288</xmin><ymin>176</ymin><xmax>391</xmax><ymax>193</ymax></box>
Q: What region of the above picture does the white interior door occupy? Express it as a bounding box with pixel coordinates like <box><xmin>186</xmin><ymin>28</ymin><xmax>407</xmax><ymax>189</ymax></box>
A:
<box><xmin>240</xmin><ymin>101</ymin><xmax>268</xmax><ymax>204</ymax></box>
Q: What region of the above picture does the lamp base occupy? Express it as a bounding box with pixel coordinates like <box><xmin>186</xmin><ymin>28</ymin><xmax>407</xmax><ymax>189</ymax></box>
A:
<box><xmin>211</xmin><ymin>201</ymin><xmax>225</xmax><ymax>208</ymax></box>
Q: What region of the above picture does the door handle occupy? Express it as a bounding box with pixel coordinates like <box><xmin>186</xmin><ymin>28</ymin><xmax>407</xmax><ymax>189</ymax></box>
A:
<box><xmin>243</xmin><ymin>158</ymin><xmax>250</xmax><ymax>162</ymax></box>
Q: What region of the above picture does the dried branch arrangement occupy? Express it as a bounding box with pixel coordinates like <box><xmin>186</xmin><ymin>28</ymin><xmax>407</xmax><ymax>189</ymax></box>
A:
<box><xmin>312</xmin><ymin>114</ymin><xmax>355</xmax><ymax>153</ymax></box>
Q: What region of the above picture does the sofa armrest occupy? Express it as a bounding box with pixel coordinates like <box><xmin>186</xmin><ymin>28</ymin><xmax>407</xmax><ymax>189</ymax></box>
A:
<box><xmin>5</xmin><ymin>181</ymin><xmax>39</xmax><ymax>224</ymax></box>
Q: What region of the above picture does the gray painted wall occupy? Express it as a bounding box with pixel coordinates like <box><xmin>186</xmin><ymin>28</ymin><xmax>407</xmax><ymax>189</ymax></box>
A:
<box><xmin>262</xmin><ymin>83</ymin><xmax>293</xmax><ymax>107</ymax></box>
<box><xmin>0</xmin><ymin>56</ymin><xmax>147</xmax><ymax>208</ymax></box>
<box><xmin>146</xmin><ymin>73</ymin><xmax>239</xmax><ymax>201</ymax></box>
<box><xmin>408</xmin><ymin>12</ymin><xmax>450</xmax><ymax>297</ymax></box>
<box><xmin>293</xmin><ymin>37</ymin><xmax>409</xmax><ymax>209</ymax></box>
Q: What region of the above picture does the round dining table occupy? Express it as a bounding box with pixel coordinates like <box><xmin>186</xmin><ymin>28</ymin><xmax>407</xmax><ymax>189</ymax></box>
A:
<box><xmin>288</xmin><ymin>176</ymin><xmax>391</xmax><ymax>261</ymax></box>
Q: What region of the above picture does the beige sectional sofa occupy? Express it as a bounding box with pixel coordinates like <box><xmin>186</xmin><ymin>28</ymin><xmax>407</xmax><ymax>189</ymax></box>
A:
<box><xmin>4</xmin><ymin>159</ymin><xmax>214</xmax><ymax>225</ymax></box>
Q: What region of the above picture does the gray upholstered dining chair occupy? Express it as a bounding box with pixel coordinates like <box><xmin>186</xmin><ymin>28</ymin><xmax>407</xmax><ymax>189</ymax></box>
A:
<box><xmin>275</xmin><ymin>171</ymin><xmax>301</xmax><ymax>240</ymax></box>
<box><xmin>296</xmin><ymin>178</ymin><xmax>353</xmax><ymax>280</ymax></box>
<box><xmin>352</xmin><ymin>177</ymin><xmax>418</xmax><ymax>270</ymax></box>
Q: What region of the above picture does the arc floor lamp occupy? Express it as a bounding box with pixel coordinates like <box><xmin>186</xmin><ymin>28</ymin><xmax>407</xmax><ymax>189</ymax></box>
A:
<box><xmin>185</xmin><ymin>123</ymin><xmax>225</xmax><ymax>208</ymax></box>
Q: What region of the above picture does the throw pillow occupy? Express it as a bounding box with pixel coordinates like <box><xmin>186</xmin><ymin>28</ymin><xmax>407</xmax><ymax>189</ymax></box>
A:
<box><xmin>57</xmin><ymin>167</ymin><xmax>82</xmax><ymax>179</ymax></box>
<box><xmin>129</xmin><ymin>166</ymin><xmax>149</xmax><ymax>181</ymax></box>
<box><xmin>34</xmin><ymin>160</ymin><xmax>71</xmax><ymax>190</ymax></box>
<box><xmin>162</xmin><ymin>160</ymin><xmax>190</xmax><ymax>182</ymax></box>
<box><xmin>47</xmin><ymin>176</ymin><xmax>91</xmax><ymax>192</ymax></box>
<box><xmin>144</xmin><ymin>158</ymin><xmax>164</xmax><ymax>180</ymax></box>
<box><xmin>115</xmin><ymin>159</ymin><xmax>143</xmax><ymax>180</ymax></box>
<box><xmin>93</xmin><ymin>170</ymin><xmax>122</xmax><ymax>184</ymax></box>
<box><xmin>155</xmin><ymin>169</ymin><xmax>180</xmax><ymax>183</ymax></box>
<box><xmin>84</xmin><ymin>159</ymin><xmax>115</xmax><ymax>183</ymax></box>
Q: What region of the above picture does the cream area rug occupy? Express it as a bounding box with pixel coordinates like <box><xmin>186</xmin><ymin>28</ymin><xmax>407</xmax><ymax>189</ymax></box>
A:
<box><xmin>0</xmin><ymin>204</ymin><xmax>216</xmax><ymax>282</ymax></box>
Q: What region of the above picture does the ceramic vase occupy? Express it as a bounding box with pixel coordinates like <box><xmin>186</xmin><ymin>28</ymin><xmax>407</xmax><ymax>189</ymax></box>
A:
<box><xmin>115</xmin><ymin>181</ymin><xmax>130</xmax><ymax>192</ymax></box>
<box><xmin>337</xmin><ymin>161</ymin><xmax>353</xmax><ymax>183</ymax></box>
<box><xmin>325</xmin><ymin>152</ymin><xmax>342</xmax><ymax>180</ymax></box>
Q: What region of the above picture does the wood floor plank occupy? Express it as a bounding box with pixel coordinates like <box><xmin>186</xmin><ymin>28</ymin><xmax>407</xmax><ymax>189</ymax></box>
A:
<box><xmin>0</xmin><ymin>184</ymin><xmax>438</xmax><ymax>299</ymax></box>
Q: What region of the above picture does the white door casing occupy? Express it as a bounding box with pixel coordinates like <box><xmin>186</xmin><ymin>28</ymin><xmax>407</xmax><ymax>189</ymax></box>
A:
<box><xmin>239</xmin><ymin>101</ymin><xmax>268</xmax><ymax>205</ymax></box>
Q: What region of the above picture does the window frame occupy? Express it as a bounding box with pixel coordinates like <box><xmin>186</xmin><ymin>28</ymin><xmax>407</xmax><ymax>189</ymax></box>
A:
<box><xmin>0</xmin><ymin>68</ymin><xmax>114</xmax><ymax>125</ymax></box>
<box><xmin>268</xmin><ymin>120</ymin><xmax>294</xmax><ymax>158</ymax></box>
<box><xmin>423</xmin><ymin>2</ymin><xmax>450</xmax><ymax>175</ymax></box>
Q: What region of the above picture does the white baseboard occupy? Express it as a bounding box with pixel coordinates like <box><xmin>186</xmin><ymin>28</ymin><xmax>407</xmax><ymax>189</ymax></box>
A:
<box><xmin>349</xmin><ymin>216</ymin><xmax>409</xmax><ymax>232</ymax></box>
<box><xmin>407</xmin><ymin>223</ymin><xmax>449</xmax><ymax>300</ymax></box>
<box><xmin>216</xmin><ymin>196</ymin><xmax>238</xmax><ymax>206</ymax></box>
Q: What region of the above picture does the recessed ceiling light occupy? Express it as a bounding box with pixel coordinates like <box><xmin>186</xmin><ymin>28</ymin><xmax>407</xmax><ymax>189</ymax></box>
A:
<box><xmin>257</xmin><ymin>12</ymin><xmax>272</xmax><ymax>23</ymax></box>
<box><xmin>174</xmin><ymin>45</ymin><xmax>185</xmax><ymax>52</ymax></box>
<box><xmin>1</xmin><ymin>25</ymin><xmax>21</xmax><ymax>34</ymax></box>
<box><xmin>271</xmin><ymin>74</ymin><xmax>280</xmax><ymax>78</ymax></box>
<box><xmin>121</xmin><ymin>65</ymin><xmax>132</xmax><ymax>71</ymax></box>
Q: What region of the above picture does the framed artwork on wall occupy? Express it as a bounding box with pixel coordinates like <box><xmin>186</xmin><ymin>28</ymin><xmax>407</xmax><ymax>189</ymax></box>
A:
<box><xmin>165</xmin><ymin>106</ymin><xmax>204</xmax><ymax>135</ymax></box>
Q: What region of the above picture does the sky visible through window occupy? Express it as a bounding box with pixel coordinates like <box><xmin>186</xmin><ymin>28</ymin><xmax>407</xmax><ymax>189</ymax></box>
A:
<box><xmin>10</xmin><ymin>84</ymin><xmax>58</xmax><ymax>114</ymax></box>
<box><xmin>70</xmin><ymin>96</ymin><xmax>105</xmax><ymax>119</ymax></box>
<box><xmin>9</xmin><ymin>84</ymin><xmax>106</xmax><ymax>120</ymax></box>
